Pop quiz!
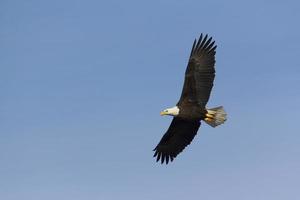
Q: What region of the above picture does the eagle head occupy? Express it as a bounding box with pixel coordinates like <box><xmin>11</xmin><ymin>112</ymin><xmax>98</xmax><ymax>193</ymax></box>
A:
<box><xmin>160</xmin><ymin>106</ymin><xmax>179</xmax><ymax>116</ymax></box>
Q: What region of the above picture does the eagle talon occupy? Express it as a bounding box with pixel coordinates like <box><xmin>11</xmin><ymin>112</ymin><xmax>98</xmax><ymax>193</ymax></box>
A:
<box><xmin>204</xmin><ymin>117</ymin><xmax>214</xmax><ymax>122</ymax></box>
<box><xmin>205</xmin><ymin>113</ymin><xmax>214</xmax><ymax>118</ymax></box>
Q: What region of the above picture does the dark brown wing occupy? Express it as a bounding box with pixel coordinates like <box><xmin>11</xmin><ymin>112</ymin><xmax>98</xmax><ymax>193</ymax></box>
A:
<box><xmin>177</xmin><ymin>34</ymin><xmax>217</xmax><ymax>108</ymax></box>
<box><xmin>153</xmin><ymin>117</ymin><xmax>201</xmax><ymax>164</ymax></box>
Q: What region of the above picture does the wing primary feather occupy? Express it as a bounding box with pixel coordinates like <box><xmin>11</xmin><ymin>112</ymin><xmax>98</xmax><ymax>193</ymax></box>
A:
<box><xmin>166</xmin><ymin>155</ymin><xmax>169</xmax><ymax>164</ymax></box>
<box><xmin>190</xmin><ymin>39</ymin><xmax>197</xmax><ymax>57</ymax></box>
<box><xmin>209</xmin><ymin>45</ymin><xmax>217</xmax><ymax>53</ymax></box>
<box><xmin>195</xmin><ymin>34</ymin><xmax>203</xmax><ymax>51</ymax></box>
<box><xmin>206</xmin><ymin>41</ymin><xmax>215</xmax><ymax>51</ymax></box>
<box><xmin>156</xmin><ymin>152</ymin><xmax>161</xmax><ymax>162</ymax></box>
<box><xmin>153</xmin><ymin>150</ymin><xmax>158</xmax><ymax>157</ymax></box>
<box><xmin>161</xmin><ymin>153</ymin><xmax>165</xmax><ymax>164</ymax></box>
<box><xmin>199</xmin><ymin>34</ymin><xmax>208</xmax><ymax>49</ymax></box>
<box><xmin>202</xmin><ymin>37</ymin><xmax>212</xmax><ymax>50</ymax></box>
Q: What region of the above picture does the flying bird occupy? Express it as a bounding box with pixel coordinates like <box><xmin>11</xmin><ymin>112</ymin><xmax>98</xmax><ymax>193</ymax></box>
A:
<box><xmin>153</xmin><ymin>34</ymin><xmax>227</xmax><ymax>164</ymax></box>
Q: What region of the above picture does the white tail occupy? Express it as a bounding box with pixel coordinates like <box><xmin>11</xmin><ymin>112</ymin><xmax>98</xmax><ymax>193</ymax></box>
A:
<box><xmin>204</xmin><ymin>106</ymin><xmax>227</xmax><ymax>128</ymax></box>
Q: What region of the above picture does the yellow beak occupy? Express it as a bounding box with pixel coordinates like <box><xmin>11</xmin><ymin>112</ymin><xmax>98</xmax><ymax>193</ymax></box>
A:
<box><xmin>160</xmin><ymin>111</ymin><xmax>168</xmax><ymax>116</ymax></box>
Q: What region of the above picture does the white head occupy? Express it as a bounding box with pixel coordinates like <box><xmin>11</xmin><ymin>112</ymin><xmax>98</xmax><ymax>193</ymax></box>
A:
<box><xmin>160</xmin><ymin>106</ymin><xmax>180</xmax><ymax>116</ymax></box>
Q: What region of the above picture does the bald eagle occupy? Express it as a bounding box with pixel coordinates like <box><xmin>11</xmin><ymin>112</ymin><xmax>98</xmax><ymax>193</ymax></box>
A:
<box><xmin>153</xmin><ymin>34</ymin><xmax>227</xmax><ymax>164</ymax></box>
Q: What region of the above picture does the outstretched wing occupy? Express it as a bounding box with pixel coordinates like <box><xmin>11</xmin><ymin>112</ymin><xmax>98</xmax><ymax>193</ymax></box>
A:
<box><xmin>177</xmin><ymin>34</ymin><xmax>217</xmax><ymax>108</ymax></box>
<box><xmin>153</xmin><ymin>117</ymin><xmax>201</xmax><ymax>164</ymax></box>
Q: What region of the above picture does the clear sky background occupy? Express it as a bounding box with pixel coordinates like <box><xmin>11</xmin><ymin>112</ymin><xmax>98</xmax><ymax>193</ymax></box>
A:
<box><xmin>1</xmin><ymin>0</ymin><xmax>300</xmax><ymax>199</ymax></box>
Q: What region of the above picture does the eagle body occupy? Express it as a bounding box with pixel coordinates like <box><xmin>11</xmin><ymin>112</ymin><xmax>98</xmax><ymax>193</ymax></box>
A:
<box><xmin>177</xmin><ymin>104</ymin><xmax>206</xmax><ymax>120</ymax></box>
<box><xmin>153</xmin><ymin>34</ymin><xmax>227</xmax><ymax>164</ymax></box>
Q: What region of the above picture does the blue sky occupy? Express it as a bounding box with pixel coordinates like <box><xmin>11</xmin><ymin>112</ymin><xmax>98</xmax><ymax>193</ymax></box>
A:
<box><xmin>1</xmin><ymin>0</ymin><xmax>300</xmax><ymax>199</ymax></box>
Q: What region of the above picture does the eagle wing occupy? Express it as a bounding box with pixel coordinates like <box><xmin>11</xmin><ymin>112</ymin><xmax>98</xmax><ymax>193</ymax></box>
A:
<box><xmin>177</xmin><ymin>34</ymin><xmax>217</xmax><ymax>108</ymax></box>
<box><xmin>153</xmin><ymin>117</ymin><xmax>200</xmax><ymax>164</ymax></box>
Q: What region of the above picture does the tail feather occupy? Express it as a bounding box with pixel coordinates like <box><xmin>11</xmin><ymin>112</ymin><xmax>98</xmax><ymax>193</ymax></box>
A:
<box><xmin>204</xmin><ymin>106</ymin><xmax>227</xmax><ymax>128</ymax></box>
